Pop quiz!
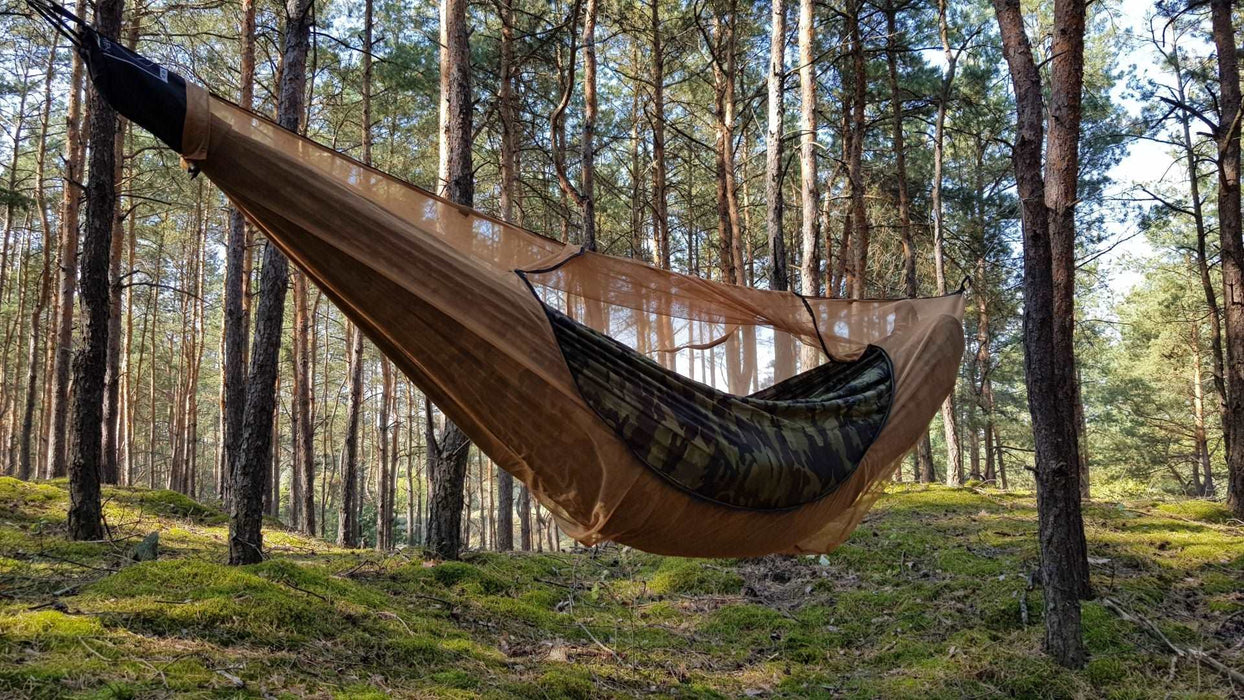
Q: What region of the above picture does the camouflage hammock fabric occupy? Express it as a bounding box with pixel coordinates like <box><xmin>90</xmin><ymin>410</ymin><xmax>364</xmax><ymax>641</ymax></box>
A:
<box><xmin>68</xmin><ymin>23</ymin><xmax>967</xmax><ymax>556</ymax></box>
<box><xmin>543</xmin><ymin>304</ymin><xmax>893</xmax><ymax>510</ymax></box>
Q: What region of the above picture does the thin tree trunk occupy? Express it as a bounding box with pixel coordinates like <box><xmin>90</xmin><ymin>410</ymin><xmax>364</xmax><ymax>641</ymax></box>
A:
<box><xmin>377</xmin><ymin>358</ymin><xmax>394</xmax><ymax>549</ymax></box>
<box><xmin>711</xmin><ymin>2</ymin><xmax>744</xmax><ymax>285</ymax></box>
<box><xmin>101</xmin><ymin>111</ymin><xmax>128</xmax><ymax>486</ymax></box>
<box><xmin>121</xmin><ymin>203</ymin><xmax>135</xmax><ymax>485</ymax></box>
<box><xmin>46</xmin><ymin>0</ymin><xmax>89</xmax><ymax>480</ymax></box>
<box><xmin>518</xmin><ymin>474</ymin><xmax>532</xmax><ymax>551</ymax></box>
<box><xmin>292</xmin><ymin>271</ymin><xmax>315</xmax><ymax>532</ymax></box>
<box><xmin>797</xmin><ymin>0</ymin><xmax>818</xmax><ymax>302</ymax></box>
<box><xmin>1192</xmin><ymin>323</ymin><xmax>1214</xmax><ymax>496</ymax></box>
<box><xmin>19</xmin><ymin>41</ymin><xmax>57</xmax><ymax>481</ymax></box>
<box><xmin>650</xmin><ymin>0</ymin><xmax>669</xmax><ymax>269</ymax></box>
<box><xmin>846</xmin><ymin>0</ymin><xmax>869</xmax><ymax>299</ymax></box>
<box><xmin>579</xmin><ymin>0</ymin><xmax>597</xmax><ymax>250</ymax></box>
<box><xmin>69</xmin><ymin>0</ymin><xmax>125</xmax><ymax>541</ymax></box>
<box><xmin>222</xmin><ymin>0</ymin><xmax>257</xmax><ymax>505</ymax></box>
<box><xmin>426</xmin><ymin>0</ymin><xmax>474</xmax><ymax>560</ymax></box>
<box><xmin>765</xmin><ymin>0</ymin><xmax>788</xmax><ymax>292</ymax></box>
<box><xmin>1171</xmin><ymin>47</ymin><xmax>1231</xmax><ymax>477</ymax></box>
<box><xmin>230</xmin><ymin>0</ymin><xmax>312</xmax><ymax>565</ymax></box>
<box><xmin>339</xmin><ymin>323</ymin><xmax>363</xmax><ymax>547</ymax></box>
<box><xmin>934</xmin><ymin>0</ymin><xmax>963</xmax><ymax>486</ymax></box>
<box><xmin>145</xmin><ymin>231</ymin><xmax>164</xmax><ymax>487</ymax></box>
<box><xmin>884</xmin><ymin>2</ymin><xmax>934</xmax><ymax>479</ymax></box>
<box><xmin>495</xmin><ymin>0</ymin><xmax>518</xmax><ymax>551</ymax></box>
<box><xmin>629</xmin><ymin>39</ymin><xmax>646</xmax><ymax>261</ymax></box>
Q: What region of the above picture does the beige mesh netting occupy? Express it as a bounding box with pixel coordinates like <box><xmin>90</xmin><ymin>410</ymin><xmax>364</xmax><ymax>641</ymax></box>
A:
<box><xmin>182</xmin><ymin>84</ymin><xmax>966</xmax><ymax>556</ymax></box>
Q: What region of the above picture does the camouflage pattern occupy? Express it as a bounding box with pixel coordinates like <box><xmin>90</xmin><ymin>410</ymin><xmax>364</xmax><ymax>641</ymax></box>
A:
<box><xmin>545</xmin><ymin>307</ymin><xmax>893</xmax><ymax>511</ymax></box>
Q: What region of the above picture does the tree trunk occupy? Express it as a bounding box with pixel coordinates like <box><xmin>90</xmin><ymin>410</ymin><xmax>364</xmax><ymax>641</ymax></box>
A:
<box><xmin>765</xmin><ymin>0</ymin><xmax>788</xmax><ymax>292</ymax></box>
<box><xmin>19</xmin><ymin>41</ymin><xmax>57</xmax><ymax>481</ymax></box>
<box><xmin>518</xmin><ymin>477</ymin><xmax>532</xmax><ymax>551</ymax></box>
<box><xmin>101</xmin><ymin>114</ymin><xmax>127</xmax><ymax>486</ymax></box>
<box><xmin>1192</xmin><ymin>324</ymin><xmax>1214</xmax><ymax>496</ymax></box>
<box><xmin>580</xmin><ymin>0</ymin><xmax>597</xmax><ymax>250</ymax></box>
<box><xmin>426</xmin><ymin>0</ymin><xmax>474</xmax><ymax>560</ymax></box>
<box><xmin>222</xmin><ymin>0</ymin><xmax>258</xmax><ymax>505</ymax></box>
<box><xmin>376</xmin><ymin>359</ymin><xmax>394</xmax><ymax>549</ymax></box>
<box><xmin>649</xmin><ymin>0</ymin><xmax>669</xmax><ymax>269</ymax></box>
<box><xmin>797</xmin><ymin>0</ymin><xmax>818</xmax><ymax>302</ymax></box>
<box><xmin>496</xmin><ymin>0</ymin><xmax>518</xmax><ymax>551</ymax></box>
<box><xmin>292</xmin><ymin>271</ymin><xmax>315</xmax><ymax>532</ymax></box>
<box><xmin>69</xmin><ymin>0</ymin><xmax>125</xmax><ymax>541</ymax></box>
<box><xmin>1209</xmin><ymin>0</ymin><xmax>1244</xmax><ymax>518</ymax></box>
<box><xmin>406</xmin><ymin>382</ymin><xmax>419</xmax><ymax>546</ymax></box>
<box><xmin>886</xmin><ymin>3</ymin><xmax>915</xmax><ymax>300</ymax></box>
<box><xmin>230</xmin><ymin>0</ymin><xmax>312</xmax><ymax>565</ymax></box>
<box><xmin>46</xmin><ymin>0</ymin><xmax>89</xmax><ymax>480</ymax></box>
<box><xmin>710</xmin><ymin>3</ymin><xmax>744</xmax><ymax>285</ymax></box>
<box><xmin>933</xmin><ymin>0</ymin><xmax>963</xmax><ymax>486</ymax></box>
<box><xmin>629</xmin><ymin>39</ymin><xmax>646</xmax><ymax>261</ymax></box>
<box><xmin>338</xmin><ymin>323</ymin><xmax>363</xmax><ymax>547</ymax></box>
<box><xmin>993</xmin><ymin>0</ymin><xmax>1090</xmax><ymax>667</ymax></box>
<box><xmin>846</xmin><ymin>0</ymin><xmax>869</xmax><ymax>299</ymax></box>
<box><xmin>1173</xmin><ymin>47</ymin><xmax>1231</xmax><ymax>479</ymax></box>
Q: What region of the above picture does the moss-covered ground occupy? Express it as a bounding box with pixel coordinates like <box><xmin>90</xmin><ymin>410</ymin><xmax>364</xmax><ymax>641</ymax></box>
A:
<box><xmin>0</xmin><ymin>477</ymin><xmax>1240</xmax><ymax>698</ymax></box>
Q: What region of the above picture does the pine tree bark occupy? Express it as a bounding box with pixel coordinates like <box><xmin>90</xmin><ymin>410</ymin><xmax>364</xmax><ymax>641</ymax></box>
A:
<box><xmin>338</xmin><ymin>323</ymin><xmax>363</xmax><ymax>547</ymax></box>
<box><xmin>20</xmin><ymin>41</ymin><xmax>57</xmax><ymax>481</ymax></box>
<box><xmin>650</xmin><ymin>0</ymin><xmax>670</xmax><ymax>269</ymax></box>
<box><xmin>765</xmin><ymin>0</ymin><xmax>788</xmax><ymax>292</ymax></box>
<box><xmin>797</xmin><ymin>0</ymin><xmax>818</xmax><ymax>302</ymax></box>
<box><xmin>579</xmin><ymin>0</ymin><xmax>597</xmax><ymax>251</ymax></box>
<box><xmin>377</xmin><ymin>359</ymin><xmax>395</xmax><ymax>549</ymax></box>
<box><xmin>46</xmin><ymin>0</ymin><xmax>89</xmax><ymax>480</ymax></box>
<box><xmin>1192</xmin><ymin>324</ymin><xmax>1214</xmax><ymax>496</ymax></box>
<box><xmin>405</xmin><ymin>382</ymin><xmax>419</xmax><ymax>546</ymax></box>
<box><xmin>292</xmin><ymin>272</ymin><xmax>315</xmax><ymax>532</ymax></box>
<box><xmin>846</xmin><ymin>0</ymin><xmax>868</xmax><ymax>299</ymax></box>
<box><xmin>993</xmin><ymin>0</ymin><xmax>1090</xmax><ymax>667</ymax></box>
<box><xmin>69</xmin><ymin>0</ymin><xmax>125</xmax><ymax>541</ymax></box>
<box><xmin>222</xmin><ymin>0</ymin><xmax>257</xmax><ymax>505</ymax></box>
<box><xmin>495</xmin><ymin>0</ymin><xmax>518</xmax><ymax>551</ymax></box>
<box><xmin>1209</xmin><ymin>0</ymin><xmax>1244</xmax><ymax>518</ymax></box>
<box><xmin>1169</xmin><ymin>45</ymin><xmax>1231</xmax><ymax>478</ymax></box>
<box><xmin>933</xmin><ymin>0</ymin><xmax>963</xmax><ymax>486</ymax></box>
<box><xmin>884</xmin><ymin>2</ymin><xmax>934</xmax><ymax>479</ymax></box>
<box><xmin>229</xmin><ymin>0</ymin><xmax>313</xmax><ymax>565</ymax></box>
<box><xmin>426</xmin><ymin>0</ymin><xmax>474</xmax><ymax>560</ymax></box>
<box><xmin>101</xmin><ymin>114</ymin><xmax>127</xmax><ymax>486</ymax></box>
<box><xmin>710</xmin><ymin>2</ymin><xmax>744</xmax><ymax>285</ymax></box>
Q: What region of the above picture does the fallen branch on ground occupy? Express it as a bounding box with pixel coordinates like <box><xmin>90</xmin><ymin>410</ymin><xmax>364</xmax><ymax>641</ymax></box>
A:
<box><xmin>1100</xmin><ymin>596</ymin><xmax>1244</xmax><ymax>686</ymax></box>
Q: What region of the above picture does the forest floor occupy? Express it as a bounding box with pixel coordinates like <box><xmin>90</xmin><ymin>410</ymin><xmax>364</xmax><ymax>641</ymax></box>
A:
<box><xmin>0</xmin><ymin>478</ymin><xmax>1241</xmax><ymax>699</ymax></box>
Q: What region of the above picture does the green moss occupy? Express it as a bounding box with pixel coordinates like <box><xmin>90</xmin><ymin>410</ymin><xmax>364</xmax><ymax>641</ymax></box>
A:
<box><xmin>704</xmin><ymin>603</ymin><xmax>789</xmax><ymax>634</ymax></box>
<box><xmin>0</xmin><ymin>477</ymin><xmax>1240</xmax><ymax>699</ymax></box>
<box><xmin>1082</xmin><ymin>602</ymin><xmax>1137</xmax><ymax>654</ymax></box>
<box><xmin>0</xmin><ymin>610</ymin><xmax>105</xmax><ymax>647</ymax></box>
<box><xmin>1151</xmin><ymin>501</ymin><xmax>1233</xmax><ymax>523</ymax></box>
<box><xmin>1085</xmin><ymin>657</ymin><xmax>1129</xmax><ymax>686</ymax></box>
<box><xmin>647</xmin><ymin>558</ymin><xmax>742</xmax><ymax>595</ymax></box>
<box><xmin>101</xmin><ymin>486</ymin><xmax>227</xmax><ymax>525</ymax></box>
<box><xmin>535</xmin><ymin>667</ymin><xmax>595</xmax><ymax>700</ymax></box>
<box><xmin>82</xmin><ymin>559</ymin><xmax>342</xmax><ymax>646</ymax></box>
<box><xmin>394</xmin><ymin>560</ymin><xmax>511</xmax><ymax>595</ymax></box>
<box><xmin>335</xmin><ymin>684</ymin><xmax>389</xmax><ymax>699</ymax></box>
<box><xmin>429</xmin><ymin>669</ymin><xmax>478</xmax><ymax>690</ymax></box>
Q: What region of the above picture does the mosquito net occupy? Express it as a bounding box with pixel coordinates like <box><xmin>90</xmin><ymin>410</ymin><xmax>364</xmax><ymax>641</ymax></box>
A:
<box><xmin>71</xmin><ymin>25</ymin><xmax>967</xmax><ymax>554</ymax></box>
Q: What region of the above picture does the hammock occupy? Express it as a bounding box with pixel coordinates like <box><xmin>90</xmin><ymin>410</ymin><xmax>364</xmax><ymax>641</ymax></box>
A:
<box><xmin>60</xmin><ymin>14</ymin><xmax>965</xmax><ymax>556</ymax></box>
